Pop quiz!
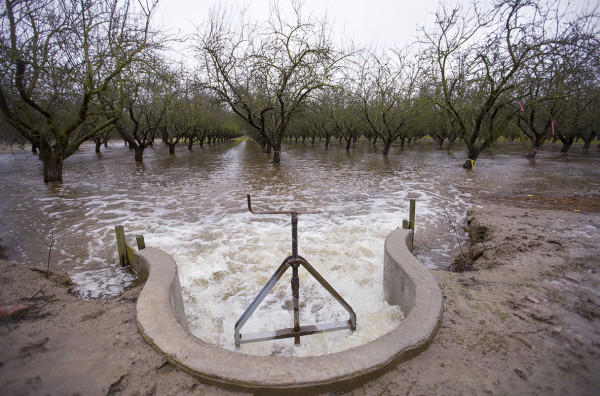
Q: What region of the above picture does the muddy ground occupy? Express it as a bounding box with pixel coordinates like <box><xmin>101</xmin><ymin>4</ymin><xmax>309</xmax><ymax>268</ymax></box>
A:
<box><xmin>1</xmin><ymin>196</ymin><xmax>599</xmax><ymax>395</ymax></box>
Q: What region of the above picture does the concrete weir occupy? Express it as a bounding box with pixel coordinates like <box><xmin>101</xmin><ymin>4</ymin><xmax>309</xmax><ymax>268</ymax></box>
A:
<box><xmin>132</xmin><ymin>228</ymin><xmax>443</xmax><ymax>394</ymax></box>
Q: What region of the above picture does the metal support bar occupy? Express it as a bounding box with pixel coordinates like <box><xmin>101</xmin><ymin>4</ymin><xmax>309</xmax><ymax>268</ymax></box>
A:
<box><xmin>237</xmin><ymin>321</ymin><xmax>354</xmax><ymax>345</ymax></box>
<box><xmin>235</xmin><ymin>254</ymin><xmax>357</xmax><ymax>347</ymax></box>
<box><xmin>234</xmin><ymin>256</ymin><xmax>294</xmax><ymax>347</ymax></box>
<box><xmin>247</xmin><ymin>194</ymin><xmax>320</xmax><ymax>216</ymax></box>
<box><xmin>291</xmin><ymin>213</ymin><xmax>300</xmax><ymax>344</ymax></box>
<box><xmin>298</xmin><ymin>257</ymin><xmax>357</xmax><ymax>331</ymax></box>
<box><xmin>234</xmin><ymin>195</ymin><xmax>357</xmax><ymax>348</ymax></box>
<box><xmin>291</xmin><ymin>213</ymin><xmax>298</xmax><ymax>258</ymax></box>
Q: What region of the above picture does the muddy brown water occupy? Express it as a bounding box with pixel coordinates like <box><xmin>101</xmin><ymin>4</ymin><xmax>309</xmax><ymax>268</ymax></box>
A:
<box><xmin>1</xmin><ymin>139</ymin><xmax>598</xmax><ymax>355</ymax></box>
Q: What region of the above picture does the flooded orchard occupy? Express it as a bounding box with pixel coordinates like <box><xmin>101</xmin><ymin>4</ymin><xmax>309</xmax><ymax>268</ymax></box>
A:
<box><xmin>1</xmin><ymin>140</ymin><xmax>599</xmax><ymax>356</ymax></box>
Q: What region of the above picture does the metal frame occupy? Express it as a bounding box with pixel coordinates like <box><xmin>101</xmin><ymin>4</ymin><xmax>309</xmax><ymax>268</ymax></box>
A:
<box><xmin>234</xmin><ymin>195</ymin><xmax>357</xmax><ymax>347</ymax></box>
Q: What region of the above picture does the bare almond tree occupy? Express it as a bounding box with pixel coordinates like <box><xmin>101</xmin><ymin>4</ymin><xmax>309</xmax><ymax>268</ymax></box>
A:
<box><xmin>195</xmin><ymin>0</ymin><xmax>349</xmax><ymax>163</ymax></box>
<box><xmin>0</xmin><ymin>0</ymin><xmax>162</xmax><ymax>182</ymax></box>
<box><xmin>352</xmin><ymin>48</ymin><xmax>421</xmax><ymax>155</ymax></box>
<box><xmin>104</xmin><ymin>58</ymin><xmax>172</xmax><ymax>162</ymax></box>
<box><xmin>420</xmin><ymin>0</ymin><xmax>578</xmax><ymax>169</ymax></box>
<box><xmin>323</xmin><ymin>86</ymin><xmax>363</xmax><ymax>151</ymax></box>
<box><xmin>514</xmin><ymin>55</ymin><xmax>570</xmax><ymax>158</ymax></box>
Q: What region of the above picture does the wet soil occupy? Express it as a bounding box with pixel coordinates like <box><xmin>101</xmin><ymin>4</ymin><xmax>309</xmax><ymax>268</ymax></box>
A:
<box><xmin>489</xmin><ymin>194</ymin><xmax>600</xmax><ymax>213</ymax></box>
<box><xmin>0</xmin><ymin>264</ymin><xmax>231</xmax><ymax>396</ymax></box>
<box><xmin>354</xmin><ymin>198</ymin><xmax>600</xmax><ymax>395</ymax></box>
<box><xmin>1</xmin><ymin>196</ymin><xmax>599</xmax><ymax>395</ymax></box>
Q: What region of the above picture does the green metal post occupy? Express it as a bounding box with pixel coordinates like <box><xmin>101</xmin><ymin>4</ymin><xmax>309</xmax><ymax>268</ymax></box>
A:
<box><xmin>409</xmin><ymin>199</ymin><xmax>416</xmax><ymax>230</ymax></box>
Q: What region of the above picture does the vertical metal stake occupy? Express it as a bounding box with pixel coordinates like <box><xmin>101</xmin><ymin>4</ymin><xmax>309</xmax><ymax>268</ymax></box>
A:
<box><xmin>291</xmin><ymin>213</ymin><xmax>300</xmax><ymax>345</ymax></box>
<box><xmin>409</xmin><ymin>199</ymin><xmax>416</xmax><ymax>230</ymax></box>
<box><xmin>291</xmin><ymin>213</ymin><xmax>298</xmax><ymax>259</ymax></box>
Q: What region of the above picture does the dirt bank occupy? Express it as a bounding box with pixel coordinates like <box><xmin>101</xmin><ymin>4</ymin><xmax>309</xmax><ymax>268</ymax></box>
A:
<box><xmin>0</xmin><ymin>265</ymin><xmax>232</xmax><ymax>395</ymax></box>
<box><xmin>1</xmin><ymin>197</ymin><xmax>599</xmax><ymax>395</ymax></box>
<box><xmin>354</xmin><ymin>197</ymin><xmax>600</xmax><ymax>395</ymax></box>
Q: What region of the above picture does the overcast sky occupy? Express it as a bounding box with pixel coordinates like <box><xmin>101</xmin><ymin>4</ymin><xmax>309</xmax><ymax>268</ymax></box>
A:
<box><xmin>155</xmin><ymin>0</ymin><xmax>441</xmax><ymax>50</ymax></box>
<box><xmin>155</xmin><ymin>0</ymin><xmax>597</xmax><ymax>62</ymax></box>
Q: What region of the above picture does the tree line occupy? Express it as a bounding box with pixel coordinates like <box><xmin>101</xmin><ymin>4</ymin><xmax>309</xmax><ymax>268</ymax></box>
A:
<box><xmin>1</xmin><ymin>0</ymin><xmax>598</xmax><ymax>183</ymax></box>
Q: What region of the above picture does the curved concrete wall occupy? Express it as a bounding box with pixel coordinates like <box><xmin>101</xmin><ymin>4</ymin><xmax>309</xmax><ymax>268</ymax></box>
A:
<box><xmin>132</xmin><ymin>227</ymin><xmax>442</xmax><ymax>394</ymax></box>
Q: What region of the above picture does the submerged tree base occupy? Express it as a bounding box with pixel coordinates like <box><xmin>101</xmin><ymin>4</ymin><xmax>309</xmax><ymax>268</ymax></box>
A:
<box><xmin>462</xmin><ymin>159</ymin><xmax>475</xmax><ymax>170</ymax></box>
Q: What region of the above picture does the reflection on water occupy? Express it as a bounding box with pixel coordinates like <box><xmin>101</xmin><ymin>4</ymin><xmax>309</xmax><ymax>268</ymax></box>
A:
<box><xmin>1</xmin><ymin>140</ymin><xmax>598</xmax><ymax>355</ymax></box>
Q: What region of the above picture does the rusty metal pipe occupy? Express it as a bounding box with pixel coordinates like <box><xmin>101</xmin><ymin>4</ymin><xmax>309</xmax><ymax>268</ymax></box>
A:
<box><xmin>291</xmin><ymin>213</ymin><xmax>300</xmax><ymax>343</ymax></box>
<box><xmin>246</xmin><ymin>194</ymin><xmax>320</xmax><ymax>215</ymax></box>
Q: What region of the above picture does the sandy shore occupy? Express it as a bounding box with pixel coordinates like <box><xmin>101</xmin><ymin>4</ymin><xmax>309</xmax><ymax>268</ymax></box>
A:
<box><xmin>1</xmin><ymin>197</ymin><xmax>599</xmax><ymax>395</ymax></box>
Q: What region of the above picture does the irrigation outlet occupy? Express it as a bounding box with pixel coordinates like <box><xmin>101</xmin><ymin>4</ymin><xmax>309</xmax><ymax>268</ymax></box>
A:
<box><xmin>131</xmin><ymin>223</ymin><xmax>443</xmax><ymax>394</ymax></box>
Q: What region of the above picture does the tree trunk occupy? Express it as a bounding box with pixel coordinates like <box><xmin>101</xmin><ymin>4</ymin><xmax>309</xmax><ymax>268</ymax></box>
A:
<box><xmin>134</xmin><ymin>146</ymin><xmax>145</xmax><ymax>162</ymax></box>
<box><xmin>560</xmin><ymin>143</ymin><xmax>572</xmax><ymax>153</ymax></box>
<box><xmin>447</xmin><ymin>136</ymin><xmax>456</xmax><ymax>152</ymax></box>
<box><xmin>526</xmin><ymin>145</ymin><xmax>540</xmax><ymax>159</ymax></box>
<box><xmin>559</xmin><ymin>134</ymin><xmax>574</xmax><ymax>153</ymax></box>
<box><xmin>462</xmin><ymin>147</ymin><xmax>481</xmax><ymax>169</ymax></box>
<box><xmin>372</xmin><ymin>136</ymin><xmax>378</xmax><ymax>145</ymax></box>
<box><xmin>345</xmin><ymin>137</ymin><xmax>351</xmax><ymax>151</ymax></box>
<box><xmin>325</xmin><ymin>134</ymin><xmax>331</xmax><ymax>148</ymax></box>
<box><xmin>168</xmin><ymin>144</ymin><xmax>176</xmax><ymax>154</ymax></box>
<box><xmin>188</xmin><ymin>138</ymin><xmax>194</xmax><ymax>150</ymax></box>
<box><xmin>582</xmin><ymin>132</ymin><xmax>595</xmax><ymax>150</ymax></box>
<box><xmin>382</xmin><ymin>140</ymin><xmax>392</xmax><ymax>155</ymax></box>
<box><xmin>526</xmin><ymin>134</ymin><xmax>544</xmax><ymax>158</ymax></box>
<box><xmin>399</xmin><ymin>137</ymin><xmax>406</xmax><ymax>148</ymax></box>
<box><xmin>272</xmin><ymin>150</ymin><xmax>281</xmax><ymax>163</ymax></box>
<box><xmin>32</xmin><ymin>144</ymin><xmax>38</xmax><ymax>154</ymax></box>
<box><xmin>95</xmin><ymin>142</ymin><xmax>102</xmax><ymax>153</ymax></box>
<box><xmin>42</xmin><ymin>153</ymin><xmax>63</xmax><ymax>183</ymax></box>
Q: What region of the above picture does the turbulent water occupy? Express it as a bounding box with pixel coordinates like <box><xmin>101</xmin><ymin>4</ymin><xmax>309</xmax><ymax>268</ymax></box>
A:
<box><xmin>1</xmin><ymin>139</ymin><xmax>598</xmax><ymax>356</ymax></box>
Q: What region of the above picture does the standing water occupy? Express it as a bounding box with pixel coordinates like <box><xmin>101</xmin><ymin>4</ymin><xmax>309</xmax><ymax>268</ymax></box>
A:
<box><xmin>1</xmin><ymin>140</ymin><xmax>598</xmax><ymax>356</ymax></box>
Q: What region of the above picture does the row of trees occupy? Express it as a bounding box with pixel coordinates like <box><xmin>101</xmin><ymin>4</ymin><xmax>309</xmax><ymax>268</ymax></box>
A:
<box><xmin>1</xmin><ymin>0</ymin><xmax>599</xmax><ymax>183</ymax></box>
<box><xmin>198</xmin><ymin>0</ymin><xmax>599</xmax><ymax>168</ymax></box>
<box><xmin>0</xmin><ymin>0</ymin><xmax>242</xmax><ymax>182</ymax></box>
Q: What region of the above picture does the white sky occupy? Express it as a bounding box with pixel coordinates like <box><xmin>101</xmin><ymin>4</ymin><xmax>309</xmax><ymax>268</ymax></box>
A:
<box><xmin>155</xmin><ymin>0</ymin><xmax>597</xmax><ymax>63</ymax></box>
<box><xmin>155</xmin><ymin>0</ymin><xmax>441</xmax><ymax>51</ymax></box>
